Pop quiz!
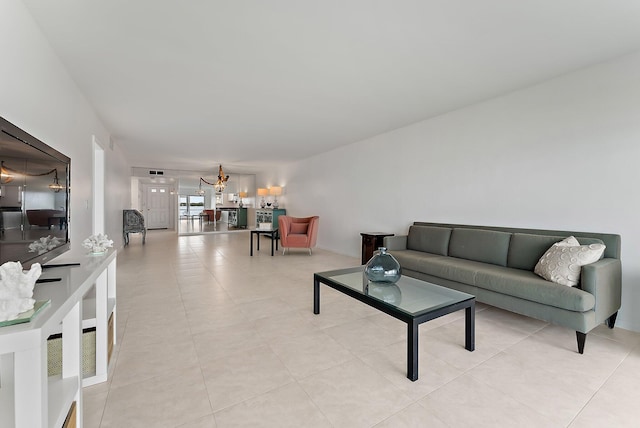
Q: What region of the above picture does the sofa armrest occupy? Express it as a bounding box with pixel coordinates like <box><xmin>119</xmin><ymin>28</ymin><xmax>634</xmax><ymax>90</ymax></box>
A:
<box><xmin>581</xmin><ymin>258</ymin><xmax>622</xmax><ymax>323</ymax></box>
<box><xmin>384</xmin><ymin>235</ymin><xmax>407</xmax><ymax>251</ymax></box>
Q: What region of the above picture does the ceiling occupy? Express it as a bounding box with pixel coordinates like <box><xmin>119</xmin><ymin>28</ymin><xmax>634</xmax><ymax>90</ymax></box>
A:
<box><xmin>23</xmin><ymin>1</ymin><xmax>640</xmax><ymax>173</ymax></box>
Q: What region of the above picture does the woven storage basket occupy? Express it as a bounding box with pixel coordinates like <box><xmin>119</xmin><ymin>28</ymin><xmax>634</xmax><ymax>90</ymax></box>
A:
<box><xmin>47</xmin><ymin>328</ymin><xmax>97</xmax><ymax>377</ymax></box>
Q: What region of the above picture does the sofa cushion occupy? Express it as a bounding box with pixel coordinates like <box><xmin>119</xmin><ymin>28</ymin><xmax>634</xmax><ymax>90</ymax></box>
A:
<box><xmin>390</xmin><ymin>250</ymin><xmax>442</xmax><ymax>273</ymax></box>
<box><xmin>406</xmin><ymin>225</ymin><xmax>452</xmax><ymax>256</ymax></box>
<box><xmin>290</xmin><ymin>223</ymin><xmax>308</xmax><ymax>234</ymax></box>
<box><xmin>391</xmin><ymin>250</ymin><xmax>487</xmax><ymax>286</ymax></box>
<box><xmin>448</xmin><ymin>228</ymin><xmax>512</xmax><ymax>266</ymax></box>
<box><xmin>414</xmin><ymin>256</ymin><xmax>483</xmax><ymax>285</ymax></box>
<box><xmin>474</xmin><ymin>264</ymin><xmax>595</xmax><ymax>311</ymax></box>
<box><xmin>534</xmin><ymin>237</ymin><xmax>606</xmax><ymax>286</ymax></box>
<box><xmin>507</xmin><ymin>233</ymin><xmax>567</xmax><ymax>271</ymax></box>
<box><xmin>286</xmin><ymin>234</ymin><xmax>308</xmax><ymax>246</ymax></box>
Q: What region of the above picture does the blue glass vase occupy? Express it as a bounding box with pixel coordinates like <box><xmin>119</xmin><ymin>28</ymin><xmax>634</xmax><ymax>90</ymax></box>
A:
<box><xmin>364</xmin><ymin>247</ymin><xmax>402</xmax><ymax>283</ymax></box>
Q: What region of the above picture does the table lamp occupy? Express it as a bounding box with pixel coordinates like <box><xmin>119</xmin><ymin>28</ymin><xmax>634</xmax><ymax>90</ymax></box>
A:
<box><xmin>269</xmin><ymin>186</ymin><xmax>282</xmax><ymax>209</ymax></box>
<box><xmin>257</xmin><ymin>188</ymin><xmax>268</xmax><ymax>208</ymax></box>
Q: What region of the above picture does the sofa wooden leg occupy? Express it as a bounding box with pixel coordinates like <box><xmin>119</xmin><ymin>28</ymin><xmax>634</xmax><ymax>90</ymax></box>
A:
<box><xmin>607</xmin><ymin>312</ymin><xmax>618</xmax><ymax>329</ymax></box>
<box><xmin>576</xmin><ymin>332</ymin><xmax>586</xmax><ymax>354</ymax></box>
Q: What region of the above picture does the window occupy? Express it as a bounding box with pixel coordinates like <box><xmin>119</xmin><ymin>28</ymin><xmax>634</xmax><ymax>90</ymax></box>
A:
<box><xmin>179</xmin><ymin>196</ymin><xmax>188</xmax><ymax>216</ymax></box>
<box><xmin>179</xmin><ymin>195</ymin><xmax>205</xmax><ymax>216</ymax></box>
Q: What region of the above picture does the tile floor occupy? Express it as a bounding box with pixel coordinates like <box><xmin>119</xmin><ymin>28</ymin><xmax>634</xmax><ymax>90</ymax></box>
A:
<box><xmin>178</xmin><ymin>215</ymin><xmax>241</xmax><ymax>235</ymax></box>
<box><xmin>84</xmin><ymin>230</ymin><xmax>640</xmax><ymax>427</ymax></box>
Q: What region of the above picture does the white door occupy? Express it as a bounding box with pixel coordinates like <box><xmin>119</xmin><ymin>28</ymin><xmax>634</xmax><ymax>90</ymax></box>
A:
<box><xmin>144</xmin><ymin>185</ymin><xmax>170</xmax><ymax>229</ymax></box>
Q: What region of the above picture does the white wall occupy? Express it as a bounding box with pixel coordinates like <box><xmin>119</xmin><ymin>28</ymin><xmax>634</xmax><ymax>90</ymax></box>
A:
<box><xmin>282</xmin><ymin>50</ymin><xmax>640</xmax><ymax>332</ymax></box>
<box><xmin>0</xmin><ymin>0</ymin><xmax>130</xmax><ymax>255</ymax></box>
<box><xmin>104</xmin><ymin>140</ymin><xmax>132</xmax><ymax>243</ymax></box>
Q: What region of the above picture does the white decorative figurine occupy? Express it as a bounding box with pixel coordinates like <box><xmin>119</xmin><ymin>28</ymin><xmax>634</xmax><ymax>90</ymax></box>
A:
<box><xmin>28</xmin><ymin>235</ymin><xmax>63</xmax><ymax>255</ymax></box>
<box><xmin>0</xmin><ymin>261</ymin><xmax>42</xmax><ymax>322</ymax></box>
<box><xmin>82</xmin><ymin>233</ymin><xmax>113</xmax><ymax>254</ymax></box>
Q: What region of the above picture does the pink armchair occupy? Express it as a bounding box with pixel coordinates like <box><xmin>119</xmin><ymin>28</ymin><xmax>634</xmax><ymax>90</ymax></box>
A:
<box><xmin>278</xmin><ymin>215</ymin><xmax>319</xmax><ymax>255</ymax></box>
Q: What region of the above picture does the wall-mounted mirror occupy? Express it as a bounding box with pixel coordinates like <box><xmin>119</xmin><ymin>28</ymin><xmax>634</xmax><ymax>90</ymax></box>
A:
<box><xmin>1</xmin><ymin>117</ymin><xmax>70</xmax><ymax>267</ymax></box>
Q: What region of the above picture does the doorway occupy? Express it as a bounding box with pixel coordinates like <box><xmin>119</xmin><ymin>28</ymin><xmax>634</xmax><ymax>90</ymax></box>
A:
<box><xmin>143</xmin><ymin>184</ymin><xmax>171</xmax><ymax>229</ymax></box>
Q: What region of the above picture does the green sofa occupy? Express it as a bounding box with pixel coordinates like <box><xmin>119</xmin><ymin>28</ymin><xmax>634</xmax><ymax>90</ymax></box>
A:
<box><xmin>384</xmin><ymin>222</ymin><xmax>622</xmax><ymax>353</ymax></box>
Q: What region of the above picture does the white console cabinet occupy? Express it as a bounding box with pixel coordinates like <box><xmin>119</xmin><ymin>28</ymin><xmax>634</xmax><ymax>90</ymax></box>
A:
<box><xmin>0</xmin><ymin>249</ymin><xmax>117</xmax><ymax>427</ymax></box>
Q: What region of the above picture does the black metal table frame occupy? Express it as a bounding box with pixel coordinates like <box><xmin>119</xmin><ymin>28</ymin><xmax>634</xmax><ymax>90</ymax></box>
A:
<box><xmin>250</xmin><ymin>229</ymin><xmax>279</xmax><ymax>256</ymax></box>
<box><xmin>313</xmin><ymin>271</ymin><xmax>475</xmax><ymax>381</ymax></box>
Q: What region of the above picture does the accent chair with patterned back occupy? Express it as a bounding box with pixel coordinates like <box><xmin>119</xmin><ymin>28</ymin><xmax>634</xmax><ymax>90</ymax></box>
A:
<box><xmin>123</xmin><ymin>209</ymin><xmax>146</xmax><ymax>245</ymax></box>
<box><xmin>278</xmin><ymin>215</ymin><xmax>319</xmax><ymax>255</ymax></box>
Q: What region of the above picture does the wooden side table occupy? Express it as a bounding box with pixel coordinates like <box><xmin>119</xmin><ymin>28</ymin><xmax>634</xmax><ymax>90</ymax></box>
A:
<box><xmin>360</xmin><ymin>232</ymin><xmax>394</xmax><ymax>264</ymax></box>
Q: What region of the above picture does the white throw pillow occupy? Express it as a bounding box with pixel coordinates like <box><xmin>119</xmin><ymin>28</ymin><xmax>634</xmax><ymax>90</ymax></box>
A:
<box><xmin>534</xmin><ymin>236</ymin><xmax>605</xmax><ymax>286</ymax></box>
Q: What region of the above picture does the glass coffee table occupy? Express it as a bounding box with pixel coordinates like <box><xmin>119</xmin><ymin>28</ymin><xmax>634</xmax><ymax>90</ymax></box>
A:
<box><xmin>314</xmin><ymin>267</ymin><xmax>475</xmax><ymax>381</ymax></box>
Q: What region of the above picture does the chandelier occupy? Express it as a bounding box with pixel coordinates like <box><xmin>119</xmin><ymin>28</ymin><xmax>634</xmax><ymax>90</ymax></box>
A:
<box><xmin>199</xmin><ymin>165</ymin><xmax>230</xmax><ymax>194</ymax></box>
<box><xmin>48</xmin><ymin>169</ymin><xmax>65</xmax><ymax>193</ymax></box>
<box><xmin>196</xmin><ymin>179</ymin><xmax>205</xmax><ymax>196</ymax></box>
<box><xmin>0</xmin><ymin>161</ymin><xmax>64</xmax><ymax>192</ymax></box>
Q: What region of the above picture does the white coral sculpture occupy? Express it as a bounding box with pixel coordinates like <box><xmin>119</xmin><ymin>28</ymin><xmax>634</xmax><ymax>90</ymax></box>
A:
<box><xmin>82</xmin><ymin>233</ymin><xmax>113</xmax><ymax>253</ymax></box>
<box><xmin>0</xmin><ymin>261</ymin><xmax>42</xmax><ymax>321</ymax></box>
<box><xmin>28</xmin><ymin>235</ymin><xmax>63</xmax><ymax>255</ymax></box>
